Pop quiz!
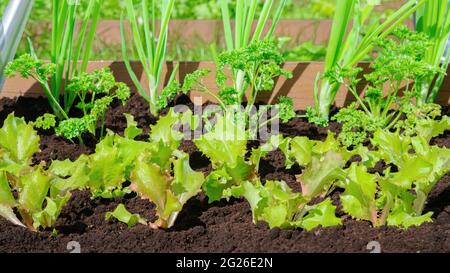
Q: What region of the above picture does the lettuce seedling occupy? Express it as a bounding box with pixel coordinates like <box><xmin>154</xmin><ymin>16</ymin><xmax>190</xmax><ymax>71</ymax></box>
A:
<box><xmin>280</xmin><ymin>133</ymin><xmax>352</xmax><ymax>202</ymax></box>
<box><xmin>396</xmin><ymin>104</ymin><xmax>450</xmax><ymax>142</ymax></box>
<box><xmin>194</xmin><ymin>113</ymin><xmax>250</xmax><ymax>202</ymax></box>
<box><xmin>194</xmin><ymin>113</ymin><xmax>285</xmax><ymax>203</ymax></box>
<box><xmin>50</xmin><ymin>109</ymin><xmax>197</xmax><ymax>200</ymax></box>
<box><xmin>106</xmin><ymin>204</ymin><xmax>147</xmax><ymax>228</ymax></box>
<box><xmin>340</xmin><ymin>130</ymin><xmax>450</xmax><ymax>229</ymax></box>
<box><xmin>0</xmin><ymin>113</ymin><xmax>77</xmax><ymax>230</ymax></box>
<box><xmin>131</xmin><ymin>150</ymin><xmax>204</xmax><ymax>229</ymax></box>
<box><xmin>225</xmin><ymin>180</ymin><xmax>341</xmax><ymax>230</ymax></box>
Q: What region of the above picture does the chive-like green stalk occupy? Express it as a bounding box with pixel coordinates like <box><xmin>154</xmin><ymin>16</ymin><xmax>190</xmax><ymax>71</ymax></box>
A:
<box><xmin>121</xmin><ymin>0</ymin><xmax>177</xmax><ymax>116</ymax></box>
<box><xmin>415</xmin><ymin>0</ymin><xmax>450</xmax><ymax>104</ymax></box>
<box><xmin>50</xmin><ymin>0</ymin><xmax>103</xmax><ymax>118</ymax></box>
<box><xmin>312</xmin><ymin>0</ymin><xmax>428</xmax><ymax>125</ymax></box>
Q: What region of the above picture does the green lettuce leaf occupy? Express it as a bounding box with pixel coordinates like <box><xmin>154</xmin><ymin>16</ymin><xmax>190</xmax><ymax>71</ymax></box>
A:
<box><xmin>150</xmin><ymin>109</ymin><xmax>198</xmax><ymax>150</ymax></box>
<box><xmin>225</xmin><ymin>180</ymin><xmax>341</xmax><ymax>230</ymax></box>
<box><xmin>18</xmin><ymin>167</ymin><xmax>51</xmax><ymax>215</ymax></box>
<box><xmin>297</xmin><ymin>150</ymin><xmax>345</xmax><ymax>201</ymax></box>
<box><xmin>0</xmin><ymin>171</ymin><xmax>24</xmax><ymax>227</ymax></box>
<box><xmin>194</xmin><ymin>114</ymin><xmax>246</xmax><ymax>168</ymax></box>
<box><xmin>130</xmin><ymin>151</ymin><xmax>204</xmax><ymax>229</ymax></box>
<box><xmin>386</xmin><ymin>191</ymin><xmax>433</xmax><ymax>229</ymax></box>
<box><xmin>123</xmin><ymin>113</ymin><xmax>143</xmax><ymax>140</ymax></box>
<box><xmin>340</xmin><ymin>164</ymin><xmax>378</xmax><ymax>224</ymax></box>
<box><xmin>0</xmin><ymin>113</ymin><xmax>40</xmax><ymax>164</ymax></box>
<box><xmin>105</xmin><ymin>204</ymin><xmax>147</xmax><ymax>227</ymax></box>
<box><xmin>300</xmin><ymin>199</ymin><xmax>342</xmax><ymax>231</ymax></box>
<box><xmin>32</xmin><ymin>194</ymin><xmax>71</xmax><ymax>230</ymax></box>
<box><xmin>416</xmin><ymin>116</ymin><xmax>450</xmax><ymax>142</ymax></box>
<box><xmin>203</xmin><ymin>168</ymin><xmax>233</xmax><ymax>203</ymax></box>
<box><xmin>371</xmin><ymin>130</ymin><xmax>411</xmax><ymax>166</ymax></box>
<box><xmin>290</xmin><ymin>137</ymin><xmax>315</xmax><ymax>166</ymax></box>
<box><xmin>88</xmin><ymin>136</ymin><xmax>126</xmax><ymax>196</ymax></box>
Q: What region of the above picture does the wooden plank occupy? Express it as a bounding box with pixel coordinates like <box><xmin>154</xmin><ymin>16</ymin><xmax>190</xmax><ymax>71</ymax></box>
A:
<box><xmin>2</xmin><ymin>61</ymin><xmax>449</xmax><ymax>109</ymax></box>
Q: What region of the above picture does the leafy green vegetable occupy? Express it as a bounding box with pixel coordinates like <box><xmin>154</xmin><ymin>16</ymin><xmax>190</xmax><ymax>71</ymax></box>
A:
<box><xmin>332</xmin><ymin>27</ymin><xmax>436</xmax><ymax>147</ymax></box>
<box><xmin>175</xmin><ymin>39</ymin><xmax>294</xmax><ymax>129</ymax></box>
<box><xmin>130</xmin><ymin>150</ymin><xmax>204</xmax><ymax>229</ymax></box>
<box><xmin>309</xmin><ymin>0</ymin><xmax>428</xmax><ymax>125</ymax></box>
<box><xmin>55</xmin><ymin>68</ymin><xmax>131</xmax><ymax>141</ymax></box>
<box><xmin>340</xmin><ymin>130</ymin><xmax>450</xmax><ymax>229</ymax></box>
<box><xmin>34</xmin><ymin>113</ymin><xmax>57</xmax><ymax>130</ymax></box>
<box><xmin>220</xmin><ymin>0</ymin><xmax>287</xmax><ymax>96</ymax></box>
<box><xmin>123</xmin><ymin>113</ymin><xmax>143</xmax><ymax>140</ymax></box>
<box><xmin>297</xmin><ymin>150</ymin><xmax>346</xmax><ymax>201</ymax></box>
<box><xmin>0</xmin><ymin>113</ymin><xmax>40</xmax><ymax>165</ymax></box>
<box><xmin>0</xmin><ymin>114</ymin><xmax>80</xmax><ymax>230</ymax></box>
<box><xmin>5</xmin><ymin>0</ymin><xmax>104</xmax><ymax>117</ymax></box>
<box><xmin>194</xmin><ymin>114</ymin><xmax>261</xmax><ymax>202</ymax></box>
<box><xmin>106</xmin><ymin>204</ymin><xmax>147</xmax><ymax>227</ymax></box>
<box><xmin>225</xmin><ymin>180</ymin><xmax>341</xmax><ymax>230</ymax></box>
<box><xmin>300</xmin><ymin>198</ymin><xmax>343</xmax><ymax>231</ymax></box>
<box><xmin>150</xmin><ymin>108</ymin><xmax>199</xmax><ymax>151</ymax></box>
<box><xmin>157</xmin><ymin>69</ymin><xmax>211</xmax><ymax>110</ymax></box>
<box><xmin>396</xmin><ymin>104</ymin><xmax>450</xmax><ymax>142</ymax></box>
<box><xmin>277</xmin><ymin>96</ymin><xmax>296</xmax><ymax>123</ymax></box>
<box><xmin>217</xmin><ymin>39</ymin><xmax>292</xmax><ymax>118</ymax></box>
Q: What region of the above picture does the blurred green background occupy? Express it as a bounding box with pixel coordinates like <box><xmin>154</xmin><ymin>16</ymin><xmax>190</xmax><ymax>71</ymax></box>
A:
<box><xmin>0</xmin><ymin>0</ymin><xmax>400</xmax><ymax>61</ymax></box>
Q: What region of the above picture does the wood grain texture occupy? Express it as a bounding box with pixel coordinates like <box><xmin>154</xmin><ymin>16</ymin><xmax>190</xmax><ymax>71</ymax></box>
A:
<box><xmin>2</xmin><ymin>61</ymin><xmax>449</xmax><ymax>109</ymax></box>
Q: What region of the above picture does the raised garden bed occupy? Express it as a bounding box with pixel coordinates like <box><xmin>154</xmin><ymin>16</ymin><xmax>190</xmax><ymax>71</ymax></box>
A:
<box><xmin>1</xmin><ymin>0</ymin><xmax>449</xmax><ymax>255</ymax></box>
<box><xmin>0</xmin><ymin>91</ymin><xmax>449</xmax><ymax>253</ymax></box>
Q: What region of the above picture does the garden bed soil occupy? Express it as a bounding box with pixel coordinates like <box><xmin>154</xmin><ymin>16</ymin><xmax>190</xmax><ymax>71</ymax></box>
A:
<box><xmin>0</xmin><ymin>93</ymin><xmax>449</xmax><ymax>253</ymax></box>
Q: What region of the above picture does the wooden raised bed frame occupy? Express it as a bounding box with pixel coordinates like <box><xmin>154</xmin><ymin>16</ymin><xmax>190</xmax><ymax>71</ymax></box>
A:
<box><xmin>2</xmin><ymin>61</ymin><xmax>450</xmax><ymax>109</ymax></box>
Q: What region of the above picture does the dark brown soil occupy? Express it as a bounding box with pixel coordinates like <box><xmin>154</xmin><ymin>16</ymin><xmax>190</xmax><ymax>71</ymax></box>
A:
<box><xmin>0</xmin><ymin>93</ymin><xmax>449</xmax><ymax>253</ymax></box>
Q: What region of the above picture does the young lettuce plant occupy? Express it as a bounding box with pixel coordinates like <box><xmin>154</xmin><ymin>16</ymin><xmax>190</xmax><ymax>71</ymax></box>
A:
<box><xmin>415</xmin><ymin>0</ymin><xmax>450</xmax><ymax>104</ymax></box>
<box><xmin>121</xmin><ymin>0</ymin><xmax>177</xmax><ymax>115</ymax></box>
<box><xmin>128</xmin><ymin>108</ymin><xmax>204</xmax><ymax>229</ymax></box>
<box><xmin>225</xmin><ymin>180</ymin><xmax>342</xmax><ymax>230</ymax></box>
<box><xmin>5</xmin><ymin>0</ymin><xmax>104</xmax><ymax>118</ymax></box>
<box><xmin>194</xmin><ymin>114</ymin><xmax>343</xmax><ymax>230</ymax></box>
<box><xmin>193</xmin><ymin>113</ymin><xmax>252</xmax><ymax>202</ymax></box>
<box><xmin>50</xmin><ymin>109</ymin><xmax>197</xmax><ymax>200</ymax></box>
<box><xmin>281</xmin><ymin>133</ymin><xmax>351</xmax><ymax>201</ymax></box>
<box><xmin>219</xmin><ymin>0</ymin><xmax>287</xmax><ymax>96</ymax></box>
<box><xmin>130</xmin><ymin>150</ymin><xmax>204</xmax><ymax>229</ymax></box>
<box><xmin>223</xmin><ymin>133</ymin><xmax>350</xmax><ymax>230</ymax></box>
<box><xmin>332</xmin><ymin>27</ymin><xmax>435</xmax><ymax>147</ymax></box>
<box><xmin>193</xmin><ymin>111</ymin><xmax>291</xmax><ymax>202</ymax></box>
<box><xmin>0</xmin><ymin>113</ymin><xmax>77</xmax><ymax>231</ymax></box>
<box><xmin>395</xmin><ymin>103</ymin><xmax>450</xmax><ymax>142</ymax></box>
<box><xmin>308</xmin><ymin>0</ymin><xmax>428</xmax><ymax>126</ymax></box>
<box><xmin>340</xmin><ymin>130</ymin><xmax>450</xmax><ymax>229</ymax></box>
<box><xmin>106</xmin><ymin>204</ymin><xmax>147</xmax><ymax>228</ymax></box>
